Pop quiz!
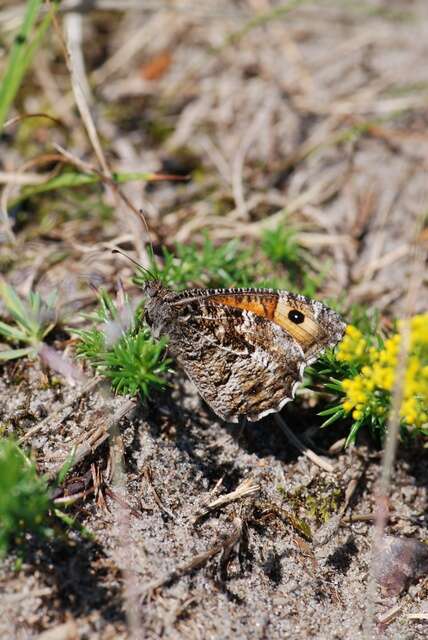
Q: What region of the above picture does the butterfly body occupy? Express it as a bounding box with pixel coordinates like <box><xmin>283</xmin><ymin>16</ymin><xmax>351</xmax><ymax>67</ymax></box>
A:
<box><xmin>143</xmin><ymin>281</ymin><xmax>346</xmax><ymax>423</ymax></box>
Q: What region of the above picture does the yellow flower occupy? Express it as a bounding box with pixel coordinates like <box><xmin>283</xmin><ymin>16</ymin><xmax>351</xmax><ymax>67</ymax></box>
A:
<box><xmin>336</xmin><ymin>325</ymin><xmax>369</xmax><ymax>364</ymax></box>
<box><xmin>340</xmin><ymin>314</ymin><xmax>428</xmax><ymax>429</ymax></box>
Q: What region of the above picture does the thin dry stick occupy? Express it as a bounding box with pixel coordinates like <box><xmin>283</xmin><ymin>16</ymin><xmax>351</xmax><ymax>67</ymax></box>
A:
<box><xmin>275</xmin><ymin>414</ymin><xmax>335</xmax><ymax>474</ymax></box>
<box><xmin>193</xmin><ymin>477</ymin><xmax>260</xmax><ymax>522</ymax></box>
<box><xmin>143</xmin><ymin>466</ymin><xmax>176</xmax><ymax>520</ymax></box>
<box><xmin>141</xmin><ymin>517</ymin><xmax>244</xmax><ymax>595</ymax></box>
<box><xmin>363</xmin><ymin>223</ymin><xmax>426</xmax><ymax>638</ymax></box>
<box><xmin>45</xmin><ymin>397</ymin><xmax>136</xmax><ymax>480</ymax></box>
<box><xmin>52</xmin><ymin>142</ymin><xmax>145</xmax><ymax>221</ymax></box>
<box><xmin>64</xmin><ymin>12</ymin><xmax>93</xmax><ymax>107</ymax></box>
<box><xmin>54</xmin><ymin>8</ymin><xmax>111</xmax><ymax>178</ymax></box>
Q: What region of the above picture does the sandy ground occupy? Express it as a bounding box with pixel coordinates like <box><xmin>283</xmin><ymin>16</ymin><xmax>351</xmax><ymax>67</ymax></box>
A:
<box><xmin>0</xmin><ymin>1</ymin><xmax>427</xmax><ymax>638</ymax></box>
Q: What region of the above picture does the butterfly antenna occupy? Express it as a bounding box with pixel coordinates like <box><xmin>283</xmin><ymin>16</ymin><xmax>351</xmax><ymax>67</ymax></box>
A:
<box><xmin>112</xmin><ymin>249</ymin><xmax>157</xmax><ymax>280</ymax></box>
<box><xmin>138</xmin><ymin>207</ymin><xmax>156</xmax><ymax>261</ymax></box>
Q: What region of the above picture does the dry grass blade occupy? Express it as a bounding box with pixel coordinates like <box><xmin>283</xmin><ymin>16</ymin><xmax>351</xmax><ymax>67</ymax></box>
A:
<box><xmin>53</xmin><ymin>9</ymin><xmax>110</xmax><ymax>178</ymax></box>
<box><xmin>141</xmin><ymin>516</ymin><xmax>245</xmax><ymax>596</ymax></box>
<box><xmin>0</xmin><ymin>171</ymin><xmax>49</xmax><ymax>186</ymax></box>
<box><xmin>275</xmin><ymin>414</ymin><xmax>335</xmax><ymax>473</ymax></box>
<box><xmin>142</xmin><ymin>465</ymin><xmax>176</xmax><ymax>520</ymax></box>
<box><xmin>193</xmin><ymin>477</ymin><xmax>260</xmax><ymax>522</ymax></box>
<box><xmin>45</xmin><ymin>397</ymin><xmax>136</xmax><ymax>481</ymax></box>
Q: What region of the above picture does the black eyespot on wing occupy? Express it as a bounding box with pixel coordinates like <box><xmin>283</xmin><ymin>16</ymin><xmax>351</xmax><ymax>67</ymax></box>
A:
<box><xmin>288</xmin><ymin>309</ymin><xmax>305</xmax><ymax>324</ymax></box>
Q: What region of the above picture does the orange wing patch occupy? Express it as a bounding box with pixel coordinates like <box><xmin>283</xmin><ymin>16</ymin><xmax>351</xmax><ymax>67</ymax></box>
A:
<box><xmin>210</xmin><ymin>293</ymin><xmax>324</xmax><ymax>352</ymax></box>
<box><xmin>210</xmin><ymin>293</ymin><xmax>277</xmax><ymax>320</ymax></box>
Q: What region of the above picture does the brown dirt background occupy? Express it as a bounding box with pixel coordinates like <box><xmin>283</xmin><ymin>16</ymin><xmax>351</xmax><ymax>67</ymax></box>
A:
<box><xmin>0</xmin><ymin>1</ymin><xmax>428</xmax><ymax>639</ymax></box>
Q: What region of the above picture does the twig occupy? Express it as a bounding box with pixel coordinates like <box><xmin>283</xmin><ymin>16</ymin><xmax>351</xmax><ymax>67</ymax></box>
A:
<box><xmin>377</xmin><ymin>604</ymin><xmax>402</xmax><ymax>627</ymax></box>
<box><xmin>274</xmin><ymin>414</ymin><xmax>335</xmax><ymax>474</ymax></box>
<box><xmin>45</xmin><ymin>397</ymin><xmax>136</xmax><ymax>480</ymax></box>
<box><xmin>141</xmin><ymin>517</ymin><xmax>244</xmax><ymax>596</ymax></box>
<box><xmin>56</xmin><ymin>9</ymin><xmax>111</xmax><ymax>178</ymax></box>
<box><xmin>142</xmin><ymin>466</ymin><xmax>176</xmax><ymax>520</ymax></box>
<box><xmin>193</xmin><ymin>477</ymin><xmax>260</xmax><ymax>522</ymax></box>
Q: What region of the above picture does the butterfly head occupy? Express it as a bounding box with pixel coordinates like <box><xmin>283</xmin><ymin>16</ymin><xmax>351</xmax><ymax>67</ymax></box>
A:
<box><xmin>141</xmin><ymin>278</ymin><xmax>173</xmax><ymax>336</ymax></box>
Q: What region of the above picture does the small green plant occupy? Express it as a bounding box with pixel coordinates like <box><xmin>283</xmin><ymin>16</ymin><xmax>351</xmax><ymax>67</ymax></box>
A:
<box><xmin>0</xmin><ymin>281</ymin><xmax>57</xmax><ymax>361</ymax></box>
<box><xmin>260</xmin><ymin>223</ymin><xmax>325</xmax><ymax>296</ymax></box>
<box><xmin>0</xmin><ymin>438</ymin><xmax>51</xmax><ymax>556</ymax></box>
<box><xmin>313</xmin><ymin>313</ymin><xmax>428</xmax><ymax>445</ymax></box>
<box><xmin>134</xmin><ymin>236</ymin><xmax>255</xmax><ymax>290</ymax></box>
<box><xmin>261</xmin><ymin>223</ymin><xmax>301</xmax><ymax>267</ymax></box>
<box><xmin>134</xmin><ymin>232</ymin><xmax>324</xmax><ymax>298</ymax></box>
<box><xmin>73</xmin><ymin>290</ymin><xmax>170</xmax><ymax>398</ymax></box>
<box><xmin>0</xmin><ymin>439</ymin><xmax>92</xmax><ymax>557</ymax></box>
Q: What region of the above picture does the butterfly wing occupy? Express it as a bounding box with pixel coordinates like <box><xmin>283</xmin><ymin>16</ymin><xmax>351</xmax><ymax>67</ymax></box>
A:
<box><xmin>170</xmin><ymin>287</ymin><xmax>346</xmax><ymax>361</ymax></box>
<box><xmin>165</xmin><ymin>298</ymin><xmax>310</xmax><ymax>422</ymax></box>
<box><xmin>147</xmin><ymin>286</ymin><xmax>346</xmax><ymax>422</ymax></box>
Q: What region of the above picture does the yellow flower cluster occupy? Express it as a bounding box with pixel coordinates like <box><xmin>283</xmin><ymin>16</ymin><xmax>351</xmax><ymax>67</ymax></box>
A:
<box><xmin>337</xmin><ymin>315</ymin><xmax>428</xmax><ymax>428</ymax></box>
<box><xmin>336</xmin><ymin>325</ymin><xmax>368</xmax><ymax>363</ymax></box>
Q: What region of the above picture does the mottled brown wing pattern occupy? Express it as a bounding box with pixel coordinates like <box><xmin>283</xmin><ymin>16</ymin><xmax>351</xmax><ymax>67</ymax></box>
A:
<box><xmin>171</xmin><ymin>287</ymin><xmax>346</xmax><ymax>358</ymax></box>
<box><xmin>143</xmin><ymin>283</ymin><xmax>346</xmax><ymax>423</ymax></box>
<box><xmin>166</xmin><ymin>299</ymin><xmax>306</xmax><ymax>422</ymax></box>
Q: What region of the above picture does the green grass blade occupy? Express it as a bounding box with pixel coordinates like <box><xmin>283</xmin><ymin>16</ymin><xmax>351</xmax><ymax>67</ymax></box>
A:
<box><xmin>53</xmin><ymin>509</ymin><xmax>94</xmax><ymax>541</ymax></box>
<box><xmin>0</xmin><ymin>346</ymin><xmax>36</xmax><ymax>361</ymax></box>
<box><xmin>14</xmin><ymin>170</ymin><xmax>163</xmax><ymax>205</ymax></box>
<box><xmin>345</xmin><ymin>422</ymin><xmax>363</xmax><ymax>447</ymax></box>
<box><xmin>0</xmin><ymin>281</ymin><xmax>38</xmax><ymax>335</ymax></box>
<box><xmin>0</xmin><ymin>319</ymin><xmax>28</xmax><ymax>343</ymax></box>
<box><xmin>55</xmin><ymin>447</ymin><xmax>76</xmax><ymax>486</ymax></box>
<box><xmin>320</xmin><ymin>411</ymin><xmax>346</xmax><ymax>428</ymax></box>
<box><xmin>0</xmin><ymin>0</ymin><xmax>46</xmax><ymax>130</ymax></box>
<box><xmin>20</xmin><ymin>1</ymin><xmax>60</xmax><ymax>79</ymax></box>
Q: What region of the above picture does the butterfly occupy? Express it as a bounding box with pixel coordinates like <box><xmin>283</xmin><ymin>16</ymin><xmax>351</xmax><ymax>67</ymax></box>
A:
<box><xmin>142</xmin><ymin>278</ymin><xmax>346</xmax><ymax>423</ymax></box>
